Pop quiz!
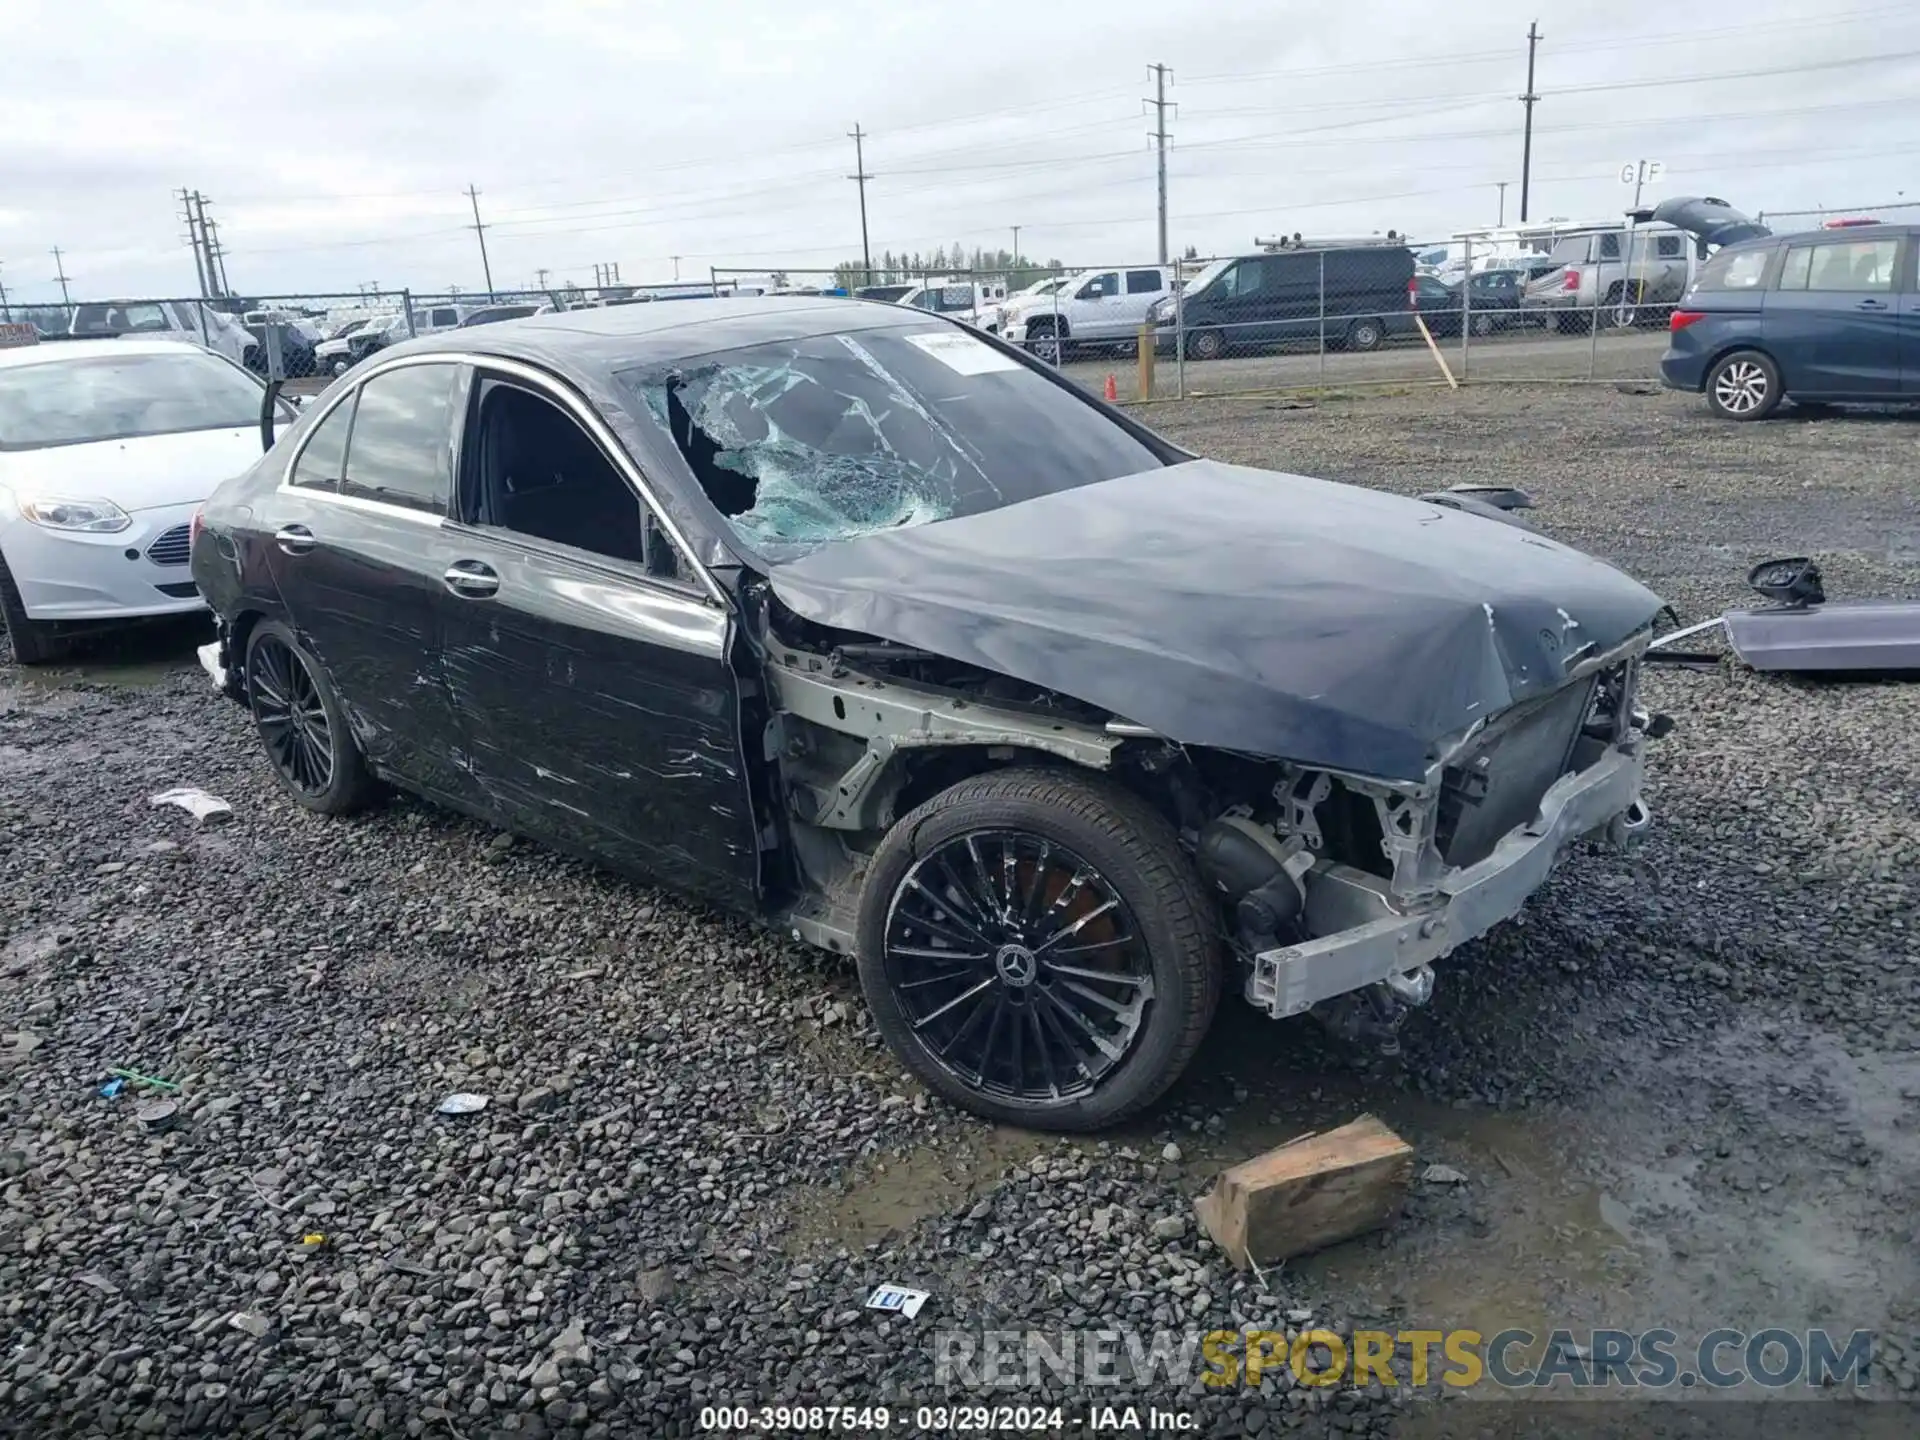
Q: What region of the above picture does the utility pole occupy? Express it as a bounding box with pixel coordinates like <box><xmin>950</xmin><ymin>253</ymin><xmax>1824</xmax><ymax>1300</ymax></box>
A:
<box><xmin>1496</xmin><ymin>181</ymin><xmax>1509</xmax><ymax>226</ymax></box>
<box><xmin>466</xmin><ymin>184</ymin><xmax>495</xmax><ymax>298</ymax></box>
<box><xmin>51</xmin><ymin>247</ymin><xmax>72</xmax><ymax>311</ymax></box>
<box><xmin>178</xmin><ymin>187</ymin><xmax>210</xmax><ymax>298</ymax></box>
<box><xmin>1519</xmin><ymin>22</ymin><xmax>1541</xmax><ymax>223</ymax></box>
<box><xmin>1010</xmin><ymin>225</ymin><xmax>1020</xmax><ymax>264</ymax></box>
<box><xmin>671</xmin><ymin>255</ymin><xmax>681</xmax><ymax>280</ymax></box>
<box><xmin>535</xmin><ymin>267</ymin><xmax>550</xmax><ymax>290</ymax></box>
<box><xmin>0</xmin><ymin>262</ymin><xmax>10</xmax><ymax>322</ymax></box>
<box><xmin>1145</xmin><ymin>65</ymin><xmax>1174</xmax><ymax>265</ymax></box>
<box><xmin>848</xmin><ymin>124</ymin><xmax>873</xmax><ymax>285</ymax></box>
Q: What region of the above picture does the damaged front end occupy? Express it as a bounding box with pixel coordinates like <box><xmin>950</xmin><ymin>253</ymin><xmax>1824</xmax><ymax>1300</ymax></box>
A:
<box><xmin>1188</xmin><ymin>636</ymin><xmax>1656</xmax><ymax>1048</ymax></box>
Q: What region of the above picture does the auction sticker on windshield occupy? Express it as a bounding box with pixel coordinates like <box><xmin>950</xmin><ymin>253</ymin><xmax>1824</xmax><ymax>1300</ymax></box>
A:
<box><xmin>905</xmin><ymin>330</ymin><xmax>1021</xmax><ymax>375</ymax></box>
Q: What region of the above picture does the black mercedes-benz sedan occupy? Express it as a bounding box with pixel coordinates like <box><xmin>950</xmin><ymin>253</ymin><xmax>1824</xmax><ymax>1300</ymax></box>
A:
<box><xmin>191</xmin><ymin>298</ymin><xmax>1666</xmax><ymax>1131</ymax></box>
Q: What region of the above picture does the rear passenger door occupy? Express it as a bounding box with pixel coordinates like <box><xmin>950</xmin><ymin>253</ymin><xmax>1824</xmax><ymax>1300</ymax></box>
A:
<box><xmin>1768</xmin><ymin>235</ymin><xmax>1905</xmax><ymax>396</ymax></box>
<box><xmin>1121</xmin><ymin>268</ymin><xmax>1167</xmax><ymax>337</ymax></box>
<box><xmin>437</xmin><ymin>365</ymin><xmax>760</xmax><ymax>910</ymax></box>
<box><xmin>264</xmin><ymin>358</ymin><xmax>479</xmax><ymax>804</ymax></box>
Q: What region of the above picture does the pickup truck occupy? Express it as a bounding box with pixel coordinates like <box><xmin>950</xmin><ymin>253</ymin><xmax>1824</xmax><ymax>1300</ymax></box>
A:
<box><xmin>894</xmin><ymin>279</ymin><xmax>1009</xmax><ymax>333</ymax></box>
<box><xmin>1519</xmin><ymin>225</ymin><xmax>1697</xmax><ymax>330</ymax></box>
<box><xmin>1000</xmin><ymin>266</ymin><xmax>1175</xmax><ymax>363</ymax></box>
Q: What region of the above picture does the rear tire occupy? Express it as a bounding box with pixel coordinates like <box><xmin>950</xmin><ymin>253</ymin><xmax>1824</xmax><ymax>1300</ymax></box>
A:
<box><xmin>0</xmin><ymin>552</ymin><xmax>68</xmax><ymax>666</ymax></box>
<box><xmin>1470</xmin><ymin>311</ymin><xmax>1495</xmax><ymax>337</ymax></box>
<box><xmin>244</xmin><ymin>619</ymin><xmax>377</xmax><ymax>814</ymax></box>
<box><xmin>1705</xmin><ymin>350</ymin><xmax>1782</xmax><ymax>421</ymax></box>
<box><xmin>856</xmin><ymin>767</ymin><xmax>1221</xmax><ymax>1132</ymax></box>
<box><xmin>1346</xmin><ymin>317</ymin><xmax>1384</xmax><ymax>351</ymax></box>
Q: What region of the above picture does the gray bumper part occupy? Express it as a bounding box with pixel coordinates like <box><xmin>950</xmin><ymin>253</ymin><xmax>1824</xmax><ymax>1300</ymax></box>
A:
<box><xmin>1246</xmin><ymin>747</ymin><xmax>1648</xmax><ymax>1019</ymax></box>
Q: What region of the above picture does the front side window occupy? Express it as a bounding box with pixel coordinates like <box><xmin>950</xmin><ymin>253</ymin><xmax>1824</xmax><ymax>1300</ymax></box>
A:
<box><xmin>0</xmin><ymin>351</ymin><xmax>275</xmax><ymax>451</ymax></box>
<box><xmin>1219</xmin><ymin>259</ymin><xmax>1269</xmax><ymax>299</ymax></box>
<box><xmin>1597</xmin><ymin>234</ymin><xmax>1621</xmax><ymax>260</ymax></box>
<box><xmin>623</xmin><ymin>324</ymin><xmax>1167</xmax><ymax>560</ymax></box>
<box><xmin>1076</xmin><ymin>272</ymin><xmax>1119</xmax><ymax>300</ymax></box>
<box><xmin>1779</xmin><ymin>239</ymin><xmax>1899</xmax><ymax>293</ymax></box>
<box><xmin>340</xmin><ymin>363</ymin><xmax>458</xmax><ymax>513</ymax></box>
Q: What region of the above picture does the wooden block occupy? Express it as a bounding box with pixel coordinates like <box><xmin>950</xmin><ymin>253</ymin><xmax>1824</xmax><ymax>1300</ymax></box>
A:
<box><xmin>1192</xmin><ymin>1115</ymin><xmax>1414</xmax><ymax>1268</ymax></box>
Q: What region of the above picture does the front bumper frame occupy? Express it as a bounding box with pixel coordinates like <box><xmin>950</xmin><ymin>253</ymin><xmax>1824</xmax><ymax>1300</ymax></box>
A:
<box><xmin>1246</xmin><ymin>743</ymin><xmax>1649</xmax><ymax>1019</ymax></box>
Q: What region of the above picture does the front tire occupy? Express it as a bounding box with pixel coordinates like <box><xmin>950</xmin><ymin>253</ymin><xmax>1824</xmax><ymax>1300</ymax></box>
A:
<box><xmin>1705</xmin><ymin>350</ymin><xmax>1782</xmax><ymax>421</ymax></box>
<box><xmin>856</xmin><ymin>768</ymin><xmax>1221</xmax><ymax>1132</ymax></box>
<box><xmin>1186</xmin><ymin>328</ymin><xmax>1226</xmax><ymax>361</ymax></box>
<box><xmin>0</xmin><ymin>553</ymin><xmax>68</xmax><ymax>665</ymax></box>
<box><xmin>1470</xmin><ymin>311</ymin><xmax>1495</xmax><ymax>337</ymax></box>
<box><xmin>1346</xmin><ymin>317</ymin><xmax>1384</xmax><ymax>351</ymax></box>
<box><xmin>244</xmin><ymin>620</ymin><xmax>377</xmax><ymax>814</ymax></box>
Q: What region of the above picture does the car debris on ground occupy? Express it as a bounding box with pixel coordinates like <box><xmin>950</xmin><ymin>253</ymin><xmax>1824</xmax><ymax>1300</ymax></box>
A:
<box><xmin>1193</xmin><ymin>1115</ymin><xmax>1415</xmax><ymax>1267</ymax></box>
<box><xmin>148</xmin><ymin>786</ymin><xmax>234</xmax><ymax>823</ymax></box>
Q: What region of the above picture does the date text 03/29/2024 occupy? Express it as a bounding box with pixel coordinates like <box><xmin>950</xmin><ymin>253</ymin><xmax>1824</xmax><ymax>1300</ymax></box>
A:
<box><xmin>695</xmin><ymin>1406</ymin><xmax>1195</xmax><ymax>1431</ymax></box>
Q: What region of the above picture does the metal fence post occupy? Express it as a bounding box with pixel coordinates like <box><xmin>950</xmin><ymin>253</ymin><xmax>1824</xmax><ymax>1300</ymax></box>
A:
<box><xmin>1586</xmin><ymin>256</ymin><xmax>1601</xmax><ymax>381</ymax></box>
<box><xmin>1174</xmin><ymin>267</ymin><xmax>1186</xmax><ymax>400</ymax></box>
<box><xmin>402</xmin><ymin>290</ymin><xmax>417</xmax><ymax>337</ymax></box>
<box><xmin>196</xmin><ymin>301</ymin><xmax>210</xmax><ymax>350</ymax></box>
<box><xmin>1317</xmin><ymin>251</ymin><xmax>1327</xmax><ymax>390</ymax></box>
<box><xmin>1458</xmin><ymin>238</ymin><xmax>1472</xmax><ymax>381</ymax></box>
<box><xmin>1048</xmin><ymin>282</ymin><xmax>1062</xmax><ymax>369</ymax></box>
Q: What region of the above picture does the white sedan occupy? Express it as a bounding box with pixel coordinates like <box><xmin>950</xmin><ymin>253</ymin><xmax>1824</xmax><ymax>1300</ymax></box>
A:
<box><xmin>0</xmin><ymin>338</ymin><xmax>292</xmax><ymax>664</ymax></box>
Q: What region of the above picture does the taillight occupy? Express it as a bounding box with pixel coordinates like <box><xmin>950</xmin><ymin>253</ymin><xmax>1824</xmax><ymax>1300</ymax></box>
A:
<box><xmin>1562</xmin><ymin>268</ymin><xmax>1581</xmax><ymax>292</ymax></box>
<box><xmin>1669</xmin><ymin>309</ymin><xmax>1705</xmax><ymax>332</ymax></box>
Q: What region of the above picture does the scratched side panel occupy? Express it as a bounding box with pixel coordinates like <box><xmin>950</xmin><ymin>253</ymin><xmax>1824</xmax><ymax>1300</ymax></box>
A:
<box><xmin>435</xmin><ymin>530</ymin><xmax>759</xmax><ymax>910</ymax></box>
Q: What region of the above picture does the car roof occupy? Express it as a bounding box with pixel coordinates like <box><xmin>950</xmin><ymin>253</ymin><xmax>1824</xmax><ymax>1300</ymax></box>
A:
<box><xmin>0</xmin><ymin>337</ymin><xmax>211</xmax><ymax>370</ymax></box>
<box><xmin>376</xmin><ymin>295</ymin><xmax>949</xmax><ymax>375</ymax></box>
<box><xmin>1720</xmin><ymin>222</ymin><xmax>1916</xmax><ymax>252</ymax></box>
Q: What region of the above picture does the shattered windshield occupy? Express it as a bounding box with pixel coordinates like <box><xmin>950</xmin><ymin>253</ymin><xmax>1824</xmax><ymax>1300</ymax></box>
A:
<box><xmin>620</xmin><ymin>325</ymin><xmax>1167</xmax><ymax>560</ymax></box>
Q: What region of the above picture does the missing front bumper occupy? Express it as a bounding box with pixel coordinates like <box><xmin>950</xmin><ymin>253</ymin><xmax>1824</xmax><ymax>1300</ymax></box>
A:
<box><xmin>1245</xmin><ymin>745</ymin><xmax>1648</xmax><ymax>1019</ymax></box>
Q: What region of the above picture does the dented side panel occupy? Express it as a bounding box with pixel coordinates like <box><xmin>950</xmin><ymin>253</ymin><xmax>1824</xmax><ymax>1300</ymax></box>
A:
<box><xmin>435</xmin><ymin>528</ymin><xmax>760</xmax><ymax>910</ymax></box>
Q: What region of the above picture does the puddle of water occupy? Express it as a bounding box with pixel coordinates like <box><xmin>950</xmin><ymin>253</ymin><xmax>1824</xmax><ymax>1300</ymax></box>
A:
<box><xmin>2</xmin><ymin>617</ymin><xmax>207</xmax><ymax>694</ymax></box>
<box><xmin>782</xmin><ymin>1125</ymin><xmax>1065</xmax><ymax>1255</ymax></box>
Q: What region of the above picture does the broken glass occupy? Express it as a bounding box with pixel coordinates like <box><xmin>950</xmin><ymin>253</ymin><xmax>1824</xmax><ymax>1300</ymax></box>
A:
<box><xmin>617</xmin><ymin>323</ymin><xmax>1167</xmax><ymax>560</ymax></box>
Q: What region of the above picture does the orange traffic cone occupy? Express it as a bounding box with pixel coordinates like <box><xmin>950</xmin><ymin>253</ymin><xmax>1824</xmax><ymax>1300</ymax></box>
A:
<box><xmin>1104</xmin><ymin>373</ymin><xmax>1118</xmax><ymax>402</ymax></box>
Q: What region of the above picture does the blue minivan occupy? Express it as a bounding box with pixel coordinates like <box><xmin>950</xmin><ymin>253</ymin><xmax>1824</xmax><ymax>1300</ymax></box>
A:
<box><xmin>1661</xmin><ymin>223</ymin><xmax>1918</xmax><ymax>419</ymax></box>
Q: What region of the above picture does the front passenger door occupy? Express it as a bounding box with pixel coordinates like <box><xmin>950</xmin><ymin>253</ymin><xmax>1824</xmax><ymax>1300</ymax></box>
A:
<box><xmin>1071</xmin><ymin>271</ymin><xmax>1125</xmax><ymax>340</ymax></box>
<box><xmin>436</xmin><ymin>369</ymin><xmax>760</xmax><ymax>909</ymax></box>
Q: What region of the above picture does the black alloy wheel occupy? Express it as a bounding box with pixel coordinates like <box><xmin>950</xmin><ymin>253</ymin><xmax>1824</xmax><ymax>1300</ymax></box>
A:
<box><xmin>881</xmin><ymin>831</ymin><xmax>1154</xmax><ymax>1103</ymax></box>
<box><xmin>857</xmin><ymin>768</ymin><xmax>1220</xmax><ymax>1131</ymax></box>
<box><xmin>244</xmin><ymin>620</ymin><xmax>376</xmax><ymax>814</ymax></box>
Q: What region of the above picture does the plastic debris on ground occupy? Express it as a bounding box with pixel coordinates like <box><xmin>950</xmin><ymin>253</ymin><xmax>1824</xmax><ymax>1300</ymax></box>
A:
<box><xmin>864</xmin><ymin>1283</ymin><xmax>930</xmax><ymax>1319</ymax></box>
<box><xmin>107</xmin><ymin>1067</ymin><xmax>180</xmax><ymax>1093</ymax></box>
<box><xmin>1421</xmin><ymin>1163</ymin><xmax>1470</xmax><ymax>1185</ymax></box>
<box><xmin>436</xmin><ymin>1092</ymin><xmax>490</xmax><ymax>1115</ymax></box>
<box><xmin>98</xmin><ymin>1078</ymin><xmax>126</xmax><ymax>1100</ymax></box>
<box><xmin>149</xmin><ymin>787</ymin><xmax>234</xmax><ymax>824</ymax></box>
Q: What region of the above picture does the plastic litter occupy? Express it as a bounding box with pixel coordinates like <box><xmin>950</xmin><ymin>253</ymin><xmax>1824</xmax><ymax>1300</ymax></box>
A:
<box><xmin>1420</xmin><ymin>1163</ymin><xmax>1469</xmax><ymax>1185</ymax></box>
<box><xmin>864</xmin><ymin>1283</ymin><xmax>930</xmax><ymax>1319</ymax></box>
<box><xmin>98</xmin><ymin>1078</ymin><xmax>126</xmax><ymax>1099</ymax></box>
<box><xmin>436</xmin><ymin>1092</ymin><xmax>490</xmax><ymax>1115</ymax></box>
<box><xmin>107</xmin><ymin>1067</ymin><xmax>180</xmax><ymax>1093</ymax></box>
<box><xmin>149</xmin><ymin>788</ymin><xmax>234</xmax><ymax>824</ymax></box>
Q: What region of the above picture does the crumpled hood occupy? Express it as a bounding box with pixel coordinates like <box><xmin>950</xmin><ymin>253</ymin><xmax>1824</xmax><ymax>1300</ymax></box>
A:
<box><xmin>768</xmin><ymin>459</ymin><xmax>1662</xmax><ymax>781</ymax></box>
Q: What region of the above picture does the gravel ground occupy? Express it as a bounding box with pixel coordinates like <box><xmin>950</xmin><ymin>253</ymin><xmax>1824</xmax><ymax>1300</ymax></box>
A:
<box><xmin>3</xmin><ymin>384</ymin><xmax>1918</xmax><ymax>1439</ymax></box>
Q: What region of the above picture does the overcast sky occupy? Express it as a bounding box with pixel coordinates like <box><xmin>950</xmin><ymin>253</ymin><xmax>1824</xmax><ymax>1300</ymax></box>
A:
<box><xmin>4</xmin><ymin>0</ymin><xmax>1917</xmax><ymax>304</ymax></box>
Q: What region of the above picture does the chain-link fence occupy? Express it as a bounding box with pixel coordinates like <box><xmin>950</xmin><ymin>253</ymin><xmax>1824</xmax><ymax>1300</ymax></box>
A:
<box><xmin>1754</xmin><ymin>202</ymin><xmax>1920</xmax><ymax>231</ymax></box>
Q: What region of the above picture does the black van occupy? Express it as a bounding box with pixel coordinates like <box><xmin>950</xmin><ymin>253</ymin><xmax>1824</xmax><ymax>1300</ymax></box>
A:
<box><xmin>1154</xmin><ymin>244</ymin><xmax>1416</xmax><ymax>359</ymax></box>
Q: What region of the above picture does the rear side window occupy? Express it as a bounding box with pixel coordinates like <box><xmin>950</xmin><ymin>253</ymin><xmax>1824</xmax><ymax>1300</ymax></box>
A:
<box><xmin>1124</xmin><ymin>270</ymin><xmax>1164</xmax><ymax>295</ymax></box>
<box><xmin>1779</xmin><ymin>238</ymin><xmax>1899</xmax><ymax>293</ymax></box>
<box><xmin>1655</xmin><ymin>235</ymin><xmax>1684</xmax><ymax>258</ymax></box>
<box><xmin>341</xmin><ymin>363</ymin><xmax>458</xmax><ymax>513</ymax></box>
<box><xmin>1696</xmin><ymin>247</ymin><xmax>1771</xmax><ymax>292</ymax></box>
<box><xmin>290</xmin><ymin>395</ymin><xmax>354</xmax><ymax>490</ymax></box>
<box><xmin>1597</xmin><ymin>234</ymin><xmax>1621</xmax><ymax>260</ymax></box>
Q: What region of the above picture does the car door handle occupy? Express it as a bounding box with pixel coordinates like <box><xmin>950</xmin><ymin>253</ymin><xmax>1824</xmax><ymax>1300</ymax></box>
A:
<box><xmin>443</xmin><ymin>560</ymin><xmax>500</xmax><ymax>599</ymax></box>
<box><xmin>274</xmin><ymin>524</ymin><xmax>315</xmax><ymax>556</ymax></box>
<box><xmin>1856</xmin><ymin>298</ymin><xmax>1890</xmax><ymax>310</ymax></box>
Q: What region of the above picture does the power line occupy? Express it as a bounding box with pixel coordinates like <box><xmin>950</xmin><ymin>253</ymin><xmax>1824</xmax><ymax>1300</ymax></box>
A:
<box><xmin>466</xmin><ymin>184</ymin><xmax>495</xmax><ymax>298</ymax></box>
<box><xmin>848</xmin><ymin>124</ymin><xmax>873</xmax><ymax>284</ymax></box>
<box><xmin>1145</xmin><ymin>64</ymin><xmax>1173</xmax><ymax>265</ymax></box>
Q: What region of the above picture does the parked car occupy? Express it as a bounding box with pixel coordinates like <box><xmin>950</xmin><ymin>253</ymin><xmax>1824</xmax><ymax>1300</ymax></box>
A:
<box><xmin>1661</xmin><ymin>224</ymin><xmax>1914</xmax><ymax>420</ymax></box>
<box><xmin>1001</xmin><ymin>267</ymin><xmax>1174</xmax><ymax>363</ymax></box>
<box><xmin>1154</xmin><ymin>245</ymin><xmax>1416</xmax><ymax>359</ymax></box>
<box><xmin>315</xmin><ymin>308</ymin><xmax>467</xmax><ymax>377</ymax></box>
<box><xmin>67</xmin><ymin>300</ymin><xmax>253</xmax><ymax>366</ymax></box>
<box><xmin>0</xmin><ymin>338</ymin><xmax>292</xmax><ymax>662</ymax></box>
<box><xmin>189</xmin><ymin>298</ymin><xmax>1664</xmax><ymax>1131</ymax></box>
<box><xmin>854</xmin><ymin>284</ymin><xmax>914</xmax><ymax>303</ymax></box>
<box><xmin>1519</xmin><ymin>226</ymin><xmax>1697</xmax><ymax>330</ymax></box>
<box><xmin>1459</xmin><ymin>266</ymin><xmax>1547</xmax><ymax>334</ymax></box>
<box><xmin>1411</xmin><ymin>273</ymin><xmax>1464</xmax><ymax>337</ymax></box>
<box><xmin>458</xmin><ymin>304</ymin><xmax>541</xmax><ymax>328</ymax></box>
<box><xmin>894</xmin><ymin>279</ymin><xmax>1010</xmax><ymax>334</ymax></box>
<box><xmin>242</xmin><ymin>317</ymin><xmax>322</xmax><ymax>378</ymax></box>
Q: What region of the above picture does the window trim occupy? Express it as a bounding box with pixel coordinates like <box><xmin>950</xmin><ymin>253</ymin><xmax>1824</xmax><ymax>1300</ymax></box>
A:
<box><xmin>455</xmin><ymin>368</ymin><xmax>704</xmax><ymax>596</ymax></box>
<box><xmin>1775</xmin><ymin>235</ymin><xmax>1903</xmax><ymax>295</ymax></box>
<box><xmin>280</xmin><ymin>350</ymin><xmax>726</xmax><ymax>605</ymax></box>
